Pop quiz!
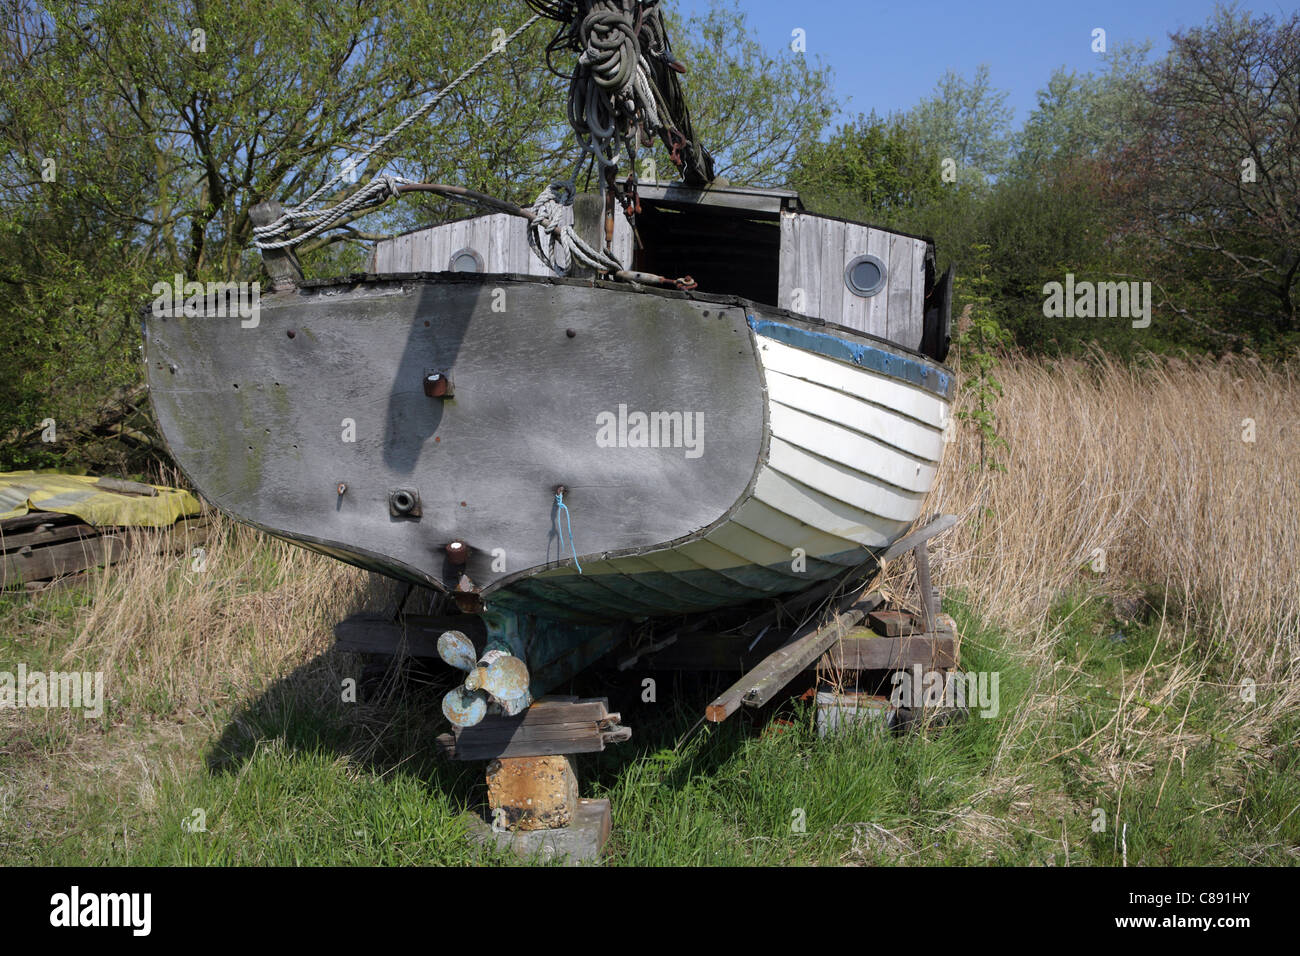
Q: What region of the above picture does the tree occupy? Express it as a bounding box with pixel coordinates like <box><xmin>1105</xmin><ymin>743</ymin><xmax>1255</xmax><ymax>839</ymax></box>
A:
<box><xmin>1112</xmin><ymin>7</ymin><xmax>1300</xmax><ymax>348</ymax></box>
<box><xmin>790</xmin><ymin>111</ymin><xmax>943</xmax><ymax>227</ymax></box>
<box><xmin>0</xmin><ymin>0</ymin><xmax>836</xmax><ymax>471</ymax></box>
<box><xmin>1014</xmin><ymin>44</ymin><xmax>1152</xmax><ymax>174</ymax></box>
<box><xmin>905</xmin><ymin>65</ymin><xmax>1013</xmax><ymax>185</ymax></box>
<box><xmin>652</xmin><ymin>0</ymin><xmax>835</xmax><ymax>187</ymax></box>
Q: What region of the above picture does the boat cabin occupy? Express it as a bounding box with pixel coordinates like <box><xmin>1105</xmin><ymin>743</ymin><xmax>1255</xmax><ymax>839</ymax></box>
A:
<box><xmin>369</xmin><ymin>182</ymin><xmax>951</xmax><ymax>362</ymax></box>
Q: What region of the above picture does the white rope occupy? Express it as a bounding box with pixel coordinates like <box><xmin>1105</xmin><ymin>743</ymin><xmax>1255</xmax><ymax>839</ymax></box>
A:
<box><xmin>527</xmin><ymin>182</ymin><xmax>624</xmax><ymax>276</ymax></box>
<box><xmin>253</xmin><ymin>13</ymin><xmax>542</xmax><ymax>250</ymax></box>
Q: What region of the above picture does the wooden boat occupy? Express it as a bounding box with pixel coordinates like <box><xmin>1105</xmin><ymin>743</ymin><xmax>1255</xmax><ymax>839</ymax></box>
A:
<box><xmin>144</xmin><ymin>181</ymin><xmax>953</xmax><ymax>719</ymax></box>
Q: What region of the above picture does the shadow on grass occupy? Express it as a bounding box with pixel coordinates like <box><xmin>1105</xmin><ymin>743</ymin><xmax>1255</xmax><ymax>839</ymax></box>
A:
<box><xmin>198</xmin><ymin>575</ymin><xmax>774</xmax><ymax>827</ymax></box>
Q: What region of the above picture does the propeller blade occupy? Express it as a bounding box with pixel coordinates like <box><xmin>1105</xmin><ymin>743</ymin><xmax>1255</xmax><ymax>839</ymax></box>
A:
<box><xmin>441</xmin><ymin>686</ymin><xmax>487</xmax><ymax>727</ymax></box>
<box><xmin>481</xmin><ymin>654</ymin><xmax>530</xmax><ymax>702</ymax></box>
<box><xmin>437</xmin><ymin>630</ymin><xmax>477</xmax><ymax>672</ymax></box>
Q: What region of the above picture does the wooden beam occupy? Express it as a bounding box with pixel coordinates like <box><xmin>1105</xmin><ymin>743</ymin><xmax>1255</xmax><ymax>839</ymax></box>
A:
<box><xmin>880</xmin><ymin>514</ymin><xmax>958</xmax><ymax>562</ymax></box>
<box><xmin>0</xmin><ymin>512</ymin><xmax>76</xmax><ymax>534</ymax></box>
<box><xmin>705</xmin><ymin>604</ymin><xmax>870</xmax><ymax>723</ymax></box>
<box><xmin>0</xmin><ymin>534</ymin><xmax>124</xmax><ymax>587</ymax></box>
<box><xmin>439</xmin><ymin>697</ymin><xmax>630</xmax><ymax>761</ymax></box>
<box><xmin>248</xmin><ymin>201</ymin><xmax>303</xmax><ymax>291</ymax></box>
<box><xmin>914</xmin><ymin>542</ymin><xmax>938</xmax><ymax>633</ymax></box>
<box><xmin>0</xmin><ymin>521</ymin><xmax>97</xmax><ymax>553</ymax></box>
<box><xmin>334</xmin><ymin>612</ymin><xmax>487</xmax><ymax>658</ymax></box>
<box><xmin>819</xmin><ymin>633</ymin><xmax>957</xmax><ymax>670</ymax></box>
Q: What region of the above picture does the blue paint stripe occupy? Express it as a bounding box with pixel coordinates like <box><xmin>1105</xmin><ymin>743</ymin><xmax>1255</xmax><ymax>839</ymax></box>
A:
<box><xmin>747</xmin><ymin>317</ymin><xmax>953</xmax><ymax>398</ymax></box>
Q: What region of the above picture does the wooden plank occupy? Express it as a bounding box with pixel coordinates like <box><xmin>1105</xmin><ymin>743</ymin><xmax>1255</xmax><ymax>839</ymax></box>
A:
<box><xmin>0</xmin><ymin>511</ymin><xmax>77</xmax><ymax>534</ymax></box>
<box><xmin>637</xmin><ymin>182</ymin><xmax>789</xmax><ymax>215</ymax></box>
<box><xmin>796</xmin><ymin>214</ymin><xmax>822</xmax><ymax>319</ymax></box>
<box><xmin>452</xmin><ymin>734</ymin><xmax>607</xmax><ymax>761</ymax></box>
<box><xmin>1</xmin><ymin>534</ymin><xmax>124</xmax><ymax>587</ymax></box>
<box><xmin>880</xmin><ymin>513</ymin><xmax>959</xmax><ymax>562</ymax></box>
<box><xmin>908</xmin><ymin>237</ymin><xmax>926</xmax><ymax>351</ymax></box>
<box><xmin>818</xmin><ymin>216</ymin><xmax>847</xmax><ymax>330</ymax></box>
<box><xmin>497</xmin><ymin>699</ymin><xmax>610</xmax><ymax>725</ymax></box>
<box><xmin>440</xmin><ymin>698</ymin><xmax>621</xmax><ymax>760</ymax></box>
<box><xmin>572</xmin><ymin>193</ymin><xmax>604</xmax><ymax>279</ymax></box>
<box><xmin>0</xmin><ymin>521</ymin><xmax>97</xmax><ymax>553</ymax></box>
<box><xmin>820</xmin><ymin>632</ymin><xmax>958</xmax><ymax>670</ymax></box>
<box><xmin>611</xmin><ymin>204</ymin><xmax>634</xmax><ymax>267</ymax></box>
<box><xmin>778</xmin><ymin>211</ymin><xmax>799</xmax><ymax>312</ymax></box>
<box><xmin>887</xmin><ymin>232</ymin><xmax>914</xmax><ymax>345</ymax></box>
<box><xmin>838</xmin><ymin>221</ymin><xmax>869</xmax><ymax>332</ymax></box>
<box><xmin>704</xmin><ymin>603</ymin><xmax>870</xmax><ymax>722</ymax></box>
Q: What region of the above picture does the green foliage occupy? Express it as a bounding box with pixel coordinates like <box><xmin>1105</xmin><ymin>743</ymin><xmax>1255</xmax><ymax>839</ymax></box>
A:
<box><xmin>660</xmin><ymin>0</ymin><xmax>836</xmax><ymax>187</ymax></box>
<box><xmin>953</xmin><ymin>244</ymin><xmax>1011</xmax><ymax>472</ymax></box>
<box><xmin>906</xmin><ymin>64</ymin><xmax>1013</xmax><ymax>185</ymax></box>
<box><xmin>792</xmin><ymin>111</ymin><xmax>943</xmax><ymax>227</ymax></box>
<box><xmin>0</xmin><ymin>0</ymin><xmax>834</xmax><ymax>473</ymax></box>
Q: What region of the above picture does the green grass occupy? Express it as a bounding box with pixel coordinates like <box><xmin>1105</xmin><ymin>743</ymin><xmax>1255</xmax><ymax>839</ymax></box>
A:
<box><xmin>1</xmin><ymin>581</ymin><xmax>1296</xmax><ymax>866</ymax></box>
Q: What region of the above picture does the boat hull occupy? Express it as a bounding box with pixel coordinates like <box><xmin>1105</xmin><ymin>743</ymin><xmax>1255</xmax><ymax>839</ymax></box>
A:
<box><xmin>144</xmin><ymin>273</ymin><xmax>953</xmax><ymax>629</ymax></box>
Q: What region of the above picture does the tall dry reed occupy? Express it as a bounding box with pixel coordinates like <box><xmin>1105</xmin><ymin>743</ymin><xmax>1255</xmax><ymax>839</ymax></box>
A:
<box><xmin>926</xmin><ymin>350</ymin><xmax>1299</xmax><ymax>682</ymax></box>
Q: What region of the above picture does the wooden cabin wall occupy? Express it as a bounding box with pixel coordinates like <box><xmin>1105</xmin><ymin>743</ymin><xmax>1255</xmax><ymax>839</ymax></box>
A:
<box><xmin>370</xmin><ymin>210</ymin><xmax>634</xmax><ymax>276</ymax></box>
<box><xmin>778</xmin><ymin>212</ymin><xmax>927</xmax><ymax>350</ymax></box>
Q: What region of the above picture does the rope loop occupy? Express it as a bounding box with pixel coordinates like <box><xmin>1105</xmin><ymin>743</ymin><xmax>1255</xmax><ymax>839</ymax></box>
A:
<box><xmin>554</xmin><ymin>490</ymin><xmax>584</xmax><ymax>573</ymax></box>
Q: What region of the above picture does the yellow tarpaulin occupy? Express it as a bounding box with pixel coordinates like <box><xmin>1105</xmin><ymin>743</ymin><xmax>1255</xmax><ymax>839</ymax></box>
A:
<box><xmin>0</xmin><ymin>471</ymin><xmax>201</xmax><ymax>527</ymax></box>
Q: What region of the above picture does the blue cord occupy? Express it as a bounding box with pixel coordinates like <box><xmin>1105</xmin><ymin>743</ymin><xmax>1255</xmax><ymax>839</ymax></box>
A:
<box><xmin>555</xmin><ymin>491</ymin><xmax>583</xmax><ymax>573</ymax></box>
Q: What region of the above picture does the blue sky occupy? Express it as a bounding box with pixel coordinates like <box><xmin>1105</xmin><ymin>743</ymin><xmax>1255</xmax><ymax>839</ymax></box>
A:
<box><xmin>674</xmin><ymin>0</ymin><xmax>1296</xmax><ymax>127</ymax></box>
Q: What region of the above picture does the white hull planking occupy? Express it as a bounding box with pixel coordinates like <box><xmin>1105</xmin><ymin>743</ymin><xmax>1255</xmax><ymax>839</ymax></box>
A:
<box><xmin>524</xmin><ymin>333</ymin><xmax>950</xmax><ymax>601</ymax></box>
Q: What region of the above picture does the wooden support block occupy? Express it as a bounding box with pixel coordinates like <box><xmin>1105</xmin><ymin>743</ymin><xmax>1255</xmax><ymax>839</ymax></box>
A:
<box><xmin>439</xmin><ymin>698</ymin><xmax>630</xmax><ymax>761</ymax></box>
<box><xmin>486</xmin><ymin>755</ymin><xmax>579</xmax><ymax>831</ymax></box>
<box><xmin>867</xmin><ymin>609</ymin><xmax>919</xmax><ymax>637</ymax></box>
<box><xmin>818</xmin><ymin>632</ymin><xmax>958</xmax><ymax>670</ymax></box>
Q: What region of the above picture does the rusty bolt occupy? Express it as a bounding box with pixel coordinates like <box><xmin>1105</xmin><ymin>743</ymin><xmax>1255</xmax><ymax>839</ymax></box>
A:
<box><xmin>445</xmin><ymin>540</ymin><xmax>469</xmax><ymax>566</ymax></box>
<box><xmin>337</xmin><ymin>482</ymin><xmax>347</xmax><ymax>495</ymax></box>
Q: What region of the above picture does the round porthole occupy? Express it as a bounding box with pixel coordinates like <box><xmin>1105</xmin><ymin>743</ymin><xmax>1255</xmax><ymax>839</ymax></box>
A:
<box><xmin>845</xmin><ymin>254</ymin><xmax>887</xmax><ymax>297</ymax></box>
<box><xmin>449</xmin><ymin>247</ymin><xmax>484</xmax><ymax>273</ymax></box>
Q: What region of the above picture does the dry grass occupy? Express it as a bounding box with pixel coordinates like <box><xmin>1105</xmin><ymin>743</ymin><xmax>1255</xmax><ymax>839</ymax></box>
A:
<box><xmin>52</xmin><ymin>518</ymin><xmax>381</xmax><ymax>722</ymax></box>
<box><xmin>4</xmin><ymin>351</ymin><xmax>1298</xmax><ymax>865</ymax></box>
<box><xmin>925</xmin><ymin>349</ymin><xmax>1300</xmax><ymax>685</ymax></box>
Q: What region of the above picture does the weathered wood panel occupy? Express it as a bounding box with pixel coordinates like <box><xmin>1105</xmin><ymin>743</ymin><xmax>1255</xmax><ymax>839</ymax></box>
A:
<box><xmin>887</xmin><ymin>233</ymin><xmax>914</xmax><ymax>347</ymax></box>
<box><xmin>778</xmin><ymin>213</ymin><xmax>928</xmax><ymax>349</ymax></box>
<box><xmin>371</xmin><ymin>206</ymin><xmax>633</xmax><ymax>278</ymax></box>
